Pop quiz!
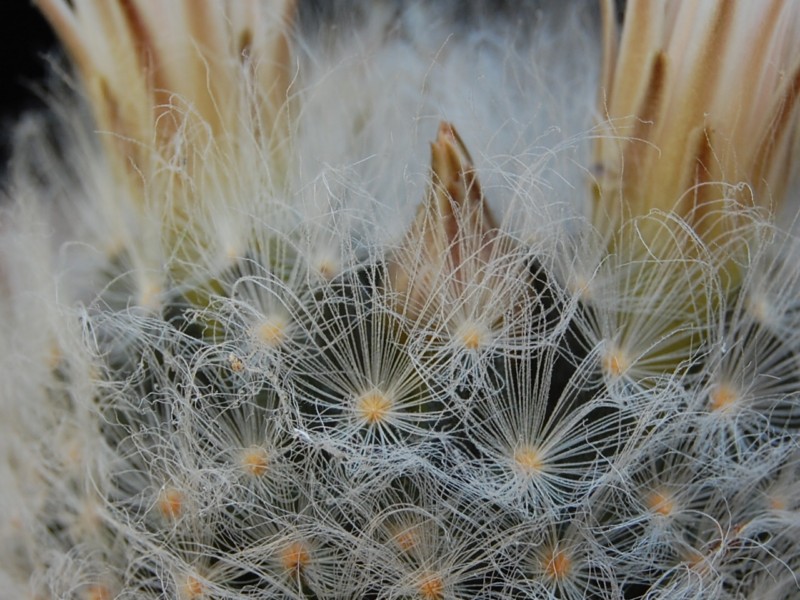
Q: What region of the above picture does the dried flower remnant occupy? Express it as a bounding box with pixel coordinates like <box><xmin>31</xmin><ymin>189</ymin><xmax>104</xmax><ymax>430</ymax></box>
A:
<box><xmin>582</xmin><ymin>0</ymin><xmax>800</xmax><ymax>380</ymax></box>
<box><xmin>389</xmin><ymin>122</ymin><xmax>499</xmax><ymax>320</ymax></box>
<box><xmin>595</xmin><ymin>0</ymin><xmax>800</xmax><ymax>260</ymax></box>
<box><xmin>33</xmin><ymin>0</ymin><xmax>296</xmax><ymax>254</ymax></box>
<box><xmin>387</xmin><ymin>122</ymin><xmax>540</xmax><ymax>361</ymax></box>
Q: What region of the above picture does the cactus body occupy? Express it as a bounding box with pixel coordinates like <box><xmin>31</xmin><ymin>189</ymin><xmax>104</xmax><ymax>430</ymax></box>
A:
<box><xmin>2</xmin><ymin>1</ymin><xmax>800</xmax><ymax>598</ymax></box>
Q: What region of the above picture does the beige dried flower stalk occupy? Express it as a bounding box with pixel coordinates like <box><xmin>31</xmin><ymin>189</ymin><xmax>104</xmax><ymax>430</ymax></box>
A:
<box><xmin>34</xmin><ymin>0</ymin><xmax>296</xmax><ymax>264</ymax></box>
<box><xmin>595</xmin><ymin>0</ymin><xmax>800</xmax><ymax>261</ymax></box>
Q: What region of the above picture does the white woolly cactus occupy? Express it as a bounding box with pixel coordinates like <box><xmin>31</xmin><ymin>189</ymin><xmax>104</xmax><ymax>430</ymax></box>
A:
<box><xmin>2</xmin><ymin>1</ymin><xmax>800</xmax><ymax>599</ymax></box>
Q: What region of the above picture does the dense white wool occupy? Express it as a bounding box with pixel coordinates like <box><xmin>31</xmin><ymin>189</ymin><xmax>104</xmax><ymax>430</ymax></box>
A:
<box><xmin>7</xmin><ymin>97</ymin><xmax>175</xmax><ymax>315</ymax></box>
<box><xmin>2</xmin><ymin>1</ymin><xmax>800</xmax><ymax>598</ymax></box>
<box><xmin>293</xmin><ymin>2</ymin><xmax>600</xmax><ymax>242</ymax></box>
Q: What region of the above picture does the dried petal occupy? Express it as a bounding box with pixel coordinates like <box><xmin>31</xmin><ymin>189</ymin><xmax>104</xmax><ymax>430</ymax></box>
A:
<box><xmin>389</xmin><ymin>122</ymin><xmax>498</xmax><ymax>321</ymax></box>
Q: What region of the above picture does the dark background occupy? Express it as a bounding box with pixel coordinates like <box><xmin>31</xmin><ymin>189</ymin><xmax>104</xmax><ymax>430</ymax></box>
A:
<box><xmin>0</xmin><ymin>2</ymin><xmax>55</xmax><ymax>167</ymax></box>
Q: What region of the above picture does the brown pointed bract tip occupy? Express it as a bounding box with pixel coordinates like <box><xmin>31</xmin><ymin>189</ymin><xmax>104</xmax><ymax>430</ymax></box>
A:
<box><xmin>429</xmin><ymin>122</ymin><xmax>497</xmax><ymax>269</ymax></box>
<box><xmin>389</xmin><ymin>122</ymin><xmax>498</xmax><ymax>320</ymax></box>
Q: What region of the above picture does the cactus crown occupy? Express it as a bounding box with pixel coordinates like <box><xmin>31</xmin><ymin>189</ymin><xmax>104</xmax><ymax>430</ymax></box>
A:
<box><xmin>2</xmin><ymin>1</ymin><xmax>800</xmax><ymax>599</ymax></box>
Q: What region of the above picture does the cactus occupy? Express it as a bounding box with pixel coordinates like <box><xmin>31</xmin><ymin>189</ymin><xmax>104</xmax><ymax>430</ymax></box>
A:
<box><xmin>2</xmin><ymin>1</ymin><xmax>799</xmax><ymax>598</ymax></box>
